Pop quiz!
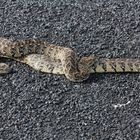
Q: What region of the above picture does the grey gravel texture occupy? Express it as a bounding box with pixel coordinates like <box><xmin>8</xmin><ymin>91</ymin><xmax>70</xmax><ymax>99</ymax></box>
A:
<box><xmin>0</xmin><ymin>0</ymin><xmax>140</xmax><ymax>140</ymax></box>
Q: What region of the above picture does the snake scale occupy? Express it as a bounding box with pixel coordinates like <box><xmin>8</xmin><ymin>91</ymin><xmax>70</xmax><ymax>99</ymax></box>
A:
<box><xmin>0</xmin><ymin>37</ymin><xmax>139</xmax><ymax>82</ymax></box>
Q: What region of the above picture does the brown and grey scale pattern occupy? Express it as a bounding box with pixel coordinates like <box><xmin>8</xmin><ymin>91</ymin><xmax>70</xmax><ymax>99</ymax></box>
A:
<box><xmin>0</xmin><ymin>37</ymin><xmax>139</xmax><ymax>82</ymax></box>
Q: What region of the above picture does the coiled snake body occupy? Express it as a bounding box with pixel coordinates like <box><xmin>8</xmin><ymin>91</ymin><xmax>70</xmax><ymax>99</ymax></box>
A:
<box><xmin>0</xmin><ymin>37</ymin><xmax>139</xmax><ymax>82</ymax></box>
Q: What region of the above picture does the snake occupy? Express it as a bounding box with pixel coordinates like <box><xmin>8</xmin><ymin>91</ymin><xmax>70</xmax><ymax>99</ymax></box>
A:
<box><xmin>0</xmin><ymin>37</ymin><xmax>139</xmax><ymax>82</ymax></box>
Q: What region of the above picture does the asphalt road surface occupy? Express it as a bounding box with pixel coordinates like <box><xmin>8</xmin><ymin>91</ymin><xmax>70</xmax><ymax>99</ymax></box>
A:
<box><xmin>0</xmin><ymin>0</ymin><xmax>140</xmax><ymax>140</ymax></box>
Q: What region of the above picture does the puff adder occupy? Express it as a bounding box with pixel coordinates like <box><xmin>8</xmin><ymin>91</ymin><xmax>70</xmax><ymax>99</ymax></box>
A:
<box><xmin>0</xmin><ymin>37</ymin><xmax>139</xmax><ymax>82</ymax></box>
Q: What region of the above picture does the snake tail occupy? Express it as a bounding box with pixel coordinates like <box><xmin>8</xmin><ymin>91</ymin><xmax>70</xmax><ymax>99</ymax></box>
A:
<box><xmin>91</xmin><ymin>58</ymin><xmax>140</xmax><ymax>73</ymax></box>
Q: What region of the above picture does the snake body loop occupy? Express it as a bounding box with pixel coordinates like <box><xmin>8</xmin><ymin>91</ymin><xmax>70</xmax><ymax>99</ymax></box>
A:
<box><xmin>0</xmin><ymin>37</ymin><xmax>139</xmax><ymax>82</ymax></box>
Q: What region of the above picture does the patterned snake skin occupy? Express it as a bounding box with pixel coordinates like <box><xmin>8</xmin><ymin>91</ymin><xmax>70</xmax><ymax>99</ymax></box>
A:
<box><xmin>0</xmin><ymin>37</ymin><xmax>139</xmax><ymax>82</ymax></box>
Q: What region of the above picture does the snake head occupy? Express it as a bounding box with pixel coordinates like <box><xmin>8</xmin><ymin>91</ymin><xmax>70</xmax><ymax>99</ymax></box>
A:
<box><xmin>79</xmin><ymin>55</ymin><xmax>96</xmax><ymax>70</ymax></box>
<box><xmin>67</xmin><ymin>55</ymin><xmax>96</xmax><ymax>82</ymax></box>
<box><xmin>64</xmin><ymin>60</ymin><xmax>90</xmax><ymax>82</ymax></box>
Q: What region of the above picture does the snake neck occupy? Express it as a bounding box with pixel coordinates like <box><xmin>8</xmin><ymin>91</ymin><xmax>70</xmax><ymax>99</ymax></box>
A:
<box><xmin>91</xmin><ymin>58</ymin><xmax>140</xmax><ymax>73</ymax></box>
